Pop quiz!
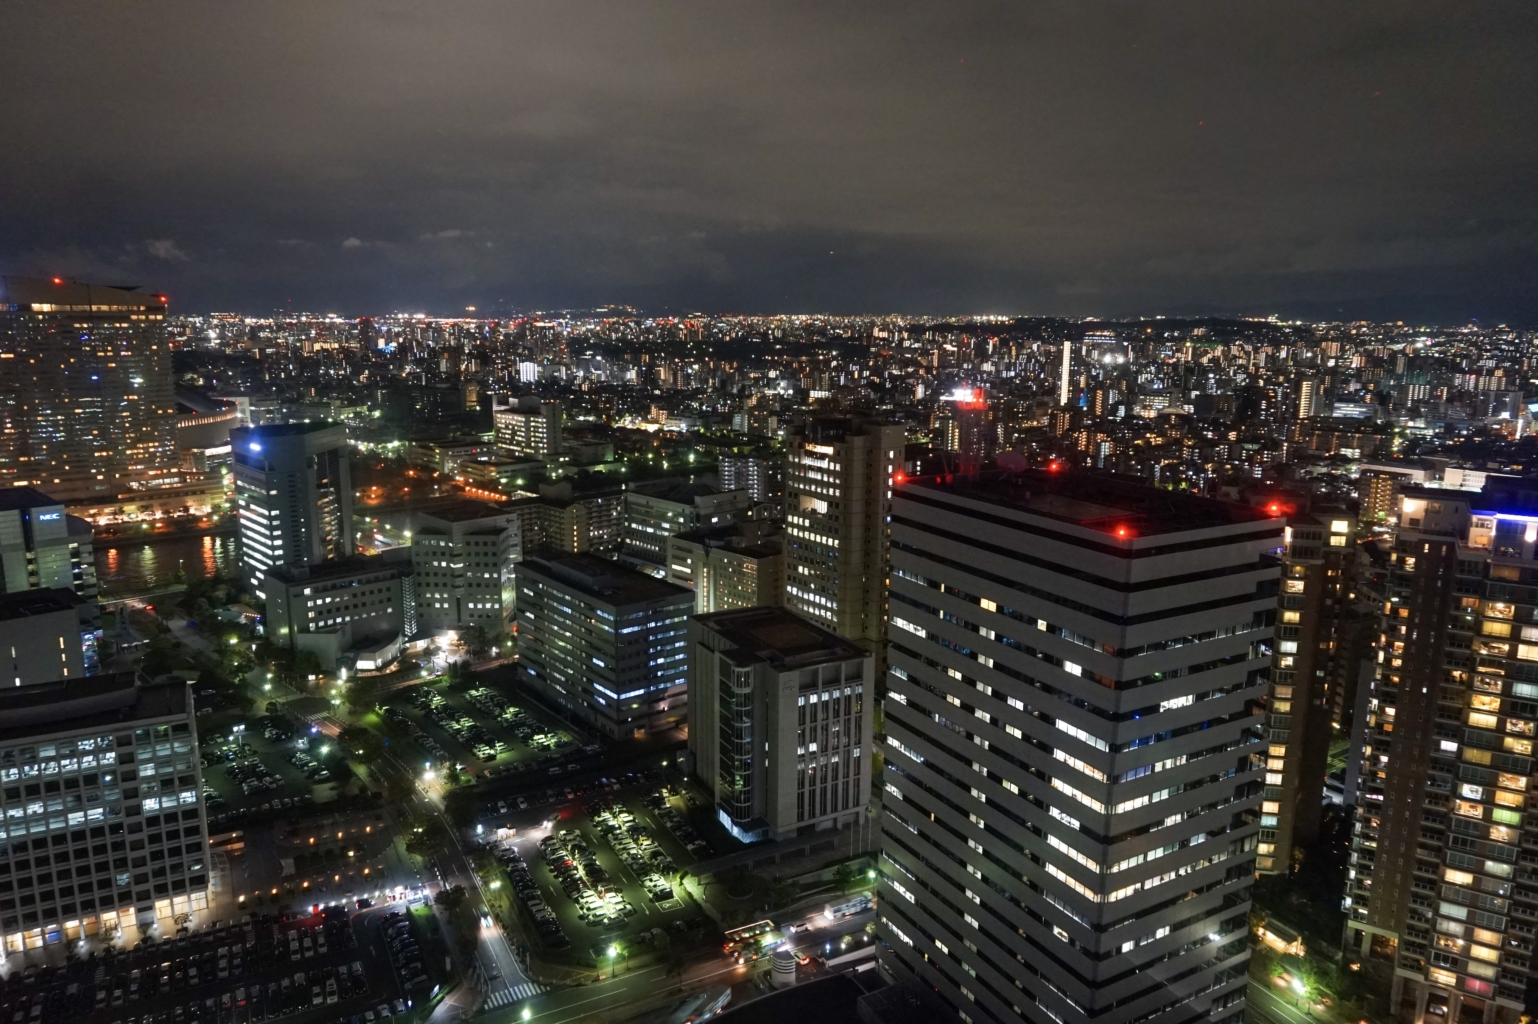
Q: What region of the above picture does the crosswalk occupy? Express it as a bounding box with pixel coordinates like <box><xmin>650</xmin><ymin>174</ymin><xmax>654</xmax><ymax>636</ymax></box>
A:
<box><xmin>483</xmin><ymin>982</ymin><xmax>545</xmax><ymax>1008</ymax></box>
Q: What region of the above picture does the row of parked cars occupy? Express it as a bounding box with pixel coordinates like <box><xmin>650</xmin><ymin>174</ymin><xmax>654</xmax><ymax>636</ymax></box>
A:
<box><xmin>286</xmin><ymin>923</ymin><xmax>329</xmax><ymax>961</ymax></box>
<box><xmin>498</xmin><ymin>845</ymin><xmax>569</xmax><ymax>949</ymax></box>
<box><xmin>381</xmin><ymin>705</ymin><xmax>455</xmax><ymax>768</ymax></box>
<box><xmin>287</xmin><ymin>750</ymin><xmax>333</xmax><ymax>782</ymax></box>
<box><xmin>647</xmin><ymin>789</ymin><xmax>710</xmax><ymax>857</ymax></box>
<box><xmin>592</xmin><ymin>801</ymin><xmax>678</xmax><ymax>900</ymax></box>
<box><xmin>539</xmin><ymin>830</ymin><xmax>638</xmax><ymax>929</ymax></box>
<box><xmin>224</xmin><ymin>755</ymin><xmax>285</xmax><ymax>795</ymax></box>
<box><xmin>380</xmin><ymin>911</ymin><xmax>432</xmax><ymax>994</ymax></box>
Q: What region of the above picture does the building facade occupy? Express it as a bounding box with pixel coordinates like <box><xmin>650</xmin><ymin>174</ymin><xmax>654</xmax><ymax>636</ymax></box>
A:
<box><xmin>231</xmin><ymin>422</ymin><xmax>353</xmax><ymax>595</ymax></box>
<box><xmin>0</xmin><ymin>590</ymin><xmax>87</xmax><ymax>686</ymax></box>
<box><xmin>260</xmin><ymin>551</ymin><xmax>415</xmax><ymax>668</ymax></box>
<box><xmin>878</xmin><ymin>471</ymin><xmax>1277</xmax><ymax>1024</ymax></box>
<box><xmin>492</xmin><ymin>396</ymin><xmax>563</xmax><ymax>460</ymax></box>
<box><xmin>410</xmin><ymin>502</ymin><xmax>518</xmax><ymax>633</ymax></box>
<box><xmin>719</xmin><ymin>455</ymin><xmax>782</xmax><ymax>503</ymax></box>
<box><xmin>1256</xmin><ymin>510</ymin><xmax>1378</xmax><ymax>874</ymax></box>
<box><xmin>783</xmin><ymin>418</ymin><xmax>903</xmax><ymax>655</ymax></box>
<box><xmin>689</xmin><ymin>607</ymin><xmax>872</xmax><ymax>842</ymax></box>
<box><xmin>0</xmin><ymin>674</ymin><xmax>209</xmax><ymax>952</ymax></box>
<box><xmin>666</xmin><ymin>530</ymin><xmax>783</xmax><ymax>615</ymax></box>
<box><xmin>0</xmin><ymin>278</ymin><xmax>178</xmax><ymax>499</ymax></box>
<box><xmin>515</xmin><ymin>554</ymin><xmax>692</xmax><ymax>738</ymax></box>
<box><xmin>1345</xmin><ymin>483</ymin><xmax>1538</xmax><ymax>1023</ymax></box>
<box><xmin>622</xmin><ymin>480</ymin><xmax>752</xmax><ymax>568</ymax></box>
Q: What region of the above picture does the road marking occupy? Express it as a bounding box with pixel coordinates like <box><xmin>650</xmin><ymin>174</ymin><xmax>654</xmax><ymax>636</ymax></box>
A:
<box><xmin>483</xmin><ymin>981</ymin><xmax>546</xmax><ymax>1007</ymax></box>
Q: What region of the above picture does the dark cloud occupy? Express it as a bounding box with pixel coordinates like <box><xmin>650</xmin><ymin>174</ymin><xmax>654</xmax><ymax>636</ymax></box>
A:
<box><xmin>1</xmin><ymin>1</ymin><xmax>1535</xmax><ymax>320</ymax></box>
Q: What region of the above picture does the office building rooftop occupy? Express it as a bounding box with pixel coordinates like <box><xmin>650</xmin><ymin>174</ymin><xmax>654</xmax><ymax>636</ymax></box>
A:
<box><xmin>0</xmin><ymin>487</ymin><xmax>61</xmax><ymax>512</ymax></box>
<box><xmin>695</xmin><ymin>606</ymin><xmax>864</xmax><ymax>670</ymax></box>
<box><xmin>0</xmin><ymin>672</ymin><xmax>184</xmax><ymax>739</ymax></box>
<box><xmin>522</xmin><ymin>553</ymin><xmax>689</xmax><ymax>606</ymax></box>
<box><xmin>0</xmin><ymin>276</ymin><xmax>166</xmax><ymax>311</ymax></box>
<box><xmin>0</xmin><ymin>587</ymin><xmax>81</xmax><ymax>621</ymax></box>
<box><xmin>904</xmin><ymin>468</ymin><xmax>1279</xmax><ymax>537</ymax></box>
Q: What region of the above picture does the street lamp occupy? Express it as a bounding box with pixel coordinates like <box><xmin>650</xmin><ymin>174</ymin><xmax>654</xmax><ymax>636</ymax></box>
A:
<box><xmin>232</xmin><ymin>724</ymin><xmax>246</xmax><ymax>749</ymax></box>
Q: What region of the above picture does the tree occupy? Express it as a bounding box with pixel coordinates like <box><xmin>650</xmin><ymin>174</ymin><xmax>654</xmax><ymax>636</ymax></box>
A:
<box><xmin>463</xmin><ymin>624</ymin><xmax>493</xmax><ymax>659</ymax></box>
<box><xmin>769</xmin><ymin>880</ymin><xmax>798</xmax><ymax>909</ymax></box>
<box><xmin>405</xmin><ymin>816</ymin><xmax>449</xmax><ymax>857</ymax></box>
<box><xmin>338</xmin><ymin>726</ymin><xmax>385</xmax><ymax>763</ymax></box>
<box><xmin>140</xmin><ymin>635</ymin><xmax>180</xmax><ymax>678</ymax></box>
<box><xmin>434</xmin><ymin>885</ymin><xmax>468</xmax><ymax>912</ymax></box>
<box><xmin>831</xmin><ymin>863</ymin><xmax>858</xmax><ymax>892</ymax></box>
<box><xmin>444</xmin><ymin>789</ymin><xmax>478</xmax><ymax>829</ymax></box>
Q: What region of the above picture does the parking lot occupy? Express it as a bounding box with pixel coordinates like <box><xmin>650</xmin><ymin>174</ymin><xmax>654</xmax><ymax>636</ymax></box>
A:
<box><xmin>197</xmin><ymin>719</ymin><xmax>343</xmax><ymax>831</ymax></box>
<box><xmin>489</xmin><ymin>788</ymin><xmax>714</xmax><ymax>965</ymax></box>
<box><xmin>373</xmin><ymin>682</ymin><xmax>596</xmax><ymax>786</ymax></box>
<box><xmin>0</xmin><ymin>906</ymin><xmax>436</xmax><ymax>1024</ymax></box>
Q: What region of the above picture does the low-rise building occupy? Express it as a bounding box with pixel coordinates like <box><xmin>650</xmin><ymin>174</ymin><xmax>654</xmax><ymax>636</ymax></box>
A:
<box><xmin>623</xmin><ymin>479</ymin><xmax>752</xmax><ymax>567</ymax></box>
<box><xmin>261</xmin><ymin>551</ymin><xmax>416</xmax><ymax>670</ymax></box>
<box><xmin>0</xmin><ymin>589</ymin><xmax>88</xmax><ymax>685</ymax></box>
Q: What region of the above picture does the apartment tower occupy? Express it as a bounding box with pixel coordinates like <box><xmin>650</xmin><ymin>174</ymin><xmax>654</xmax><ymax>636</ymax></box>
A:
<box><xmin>878</xmin><ymin>470</ymin><xmax>1278</xmax><ymax>1024</ymax></box>
<box><xmin>0</xmin><ymin>277</ymin><xmax>177</xmax><ymax>498</ymax></box>
<box><xmin>1257</xmin><ymin>510</ymin><xmax>1376</xmax><ymax>874</ymax></box>
<box><xmin>1345</xmin><ymin>483</ymin><xmax>1538</xmax><ymax>1024</ymax></box>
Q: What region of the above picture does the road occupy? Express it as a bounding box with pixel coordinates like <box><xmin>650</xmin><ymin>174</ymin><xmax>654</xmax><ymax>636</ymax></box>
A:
<box><xmin>467</xmin><ymin>905</ymin><xmax>877</xmax><ymax>1024</ymax></box>
<box><xmin>1247</xmin><ymin>979</ymin><xmax>1335</xmax><ymax>1024</ymax></box>
<box><xmin>371</xmin><ymin>746</ymin><xmax>544</xmax><ymax>1023</ymax></box>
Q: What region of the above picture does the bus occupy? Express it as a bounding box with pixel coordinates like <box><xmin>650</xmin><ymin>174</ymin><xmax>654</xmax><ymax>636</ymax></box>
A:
<box><xmin>722</xmin><ymin>920</ymin><xmax>780</xmax><ymax>963</ymax></box>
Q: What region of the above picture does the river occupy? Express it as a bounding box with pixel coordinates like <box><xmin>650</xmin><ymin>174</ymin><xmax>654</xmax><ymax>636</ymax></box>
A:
<box><xmin>94</xmin><ymin>533</ymin><xmax>240</xmax><ymax>598</ymax></box>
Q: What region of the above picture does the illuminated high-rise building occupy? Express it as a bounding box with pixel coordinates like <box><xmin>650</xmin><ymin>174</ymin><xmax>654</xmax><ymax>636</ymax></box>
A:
<box><xmin>1345</xmin><ymin>483</ymin><xmax>1538</xmax><ymax>1023</ymax></box>
<box><xmin>783</xmin><ymin>418</ymin><xmax>902</xmax><ymax>654</ymax></box>
<box><xmin>878</xmin><ymin>470</ymin><xmax>1277</xmax><ymax>1024</ymax></box>
<box><xmin>0</xmin><ymin>277</ymin><xmax>177</xmax><ymax>499</ymax></box>
<box><xmin>231</xmin><ymin>423</ymin><xmax>353</xmax><ymax>596</ymax></box>
<box><xmin>493</xmin><ymin>395</ymin><xmax>563</xmax><ymax>460</ymax></box>
<box><xmin>1256</xmin><ymin>510</ymin><xmax>1375</xmax><ymax>875</ymax></box>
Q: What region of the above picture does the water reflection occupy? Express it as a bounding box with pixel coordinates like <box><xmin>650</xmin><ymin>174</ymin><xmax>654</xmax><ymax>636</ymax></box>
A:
<box><xmin>95</xmin><ymin>533</ymin><xmax>239</xmax><ymax>597</ymax></box>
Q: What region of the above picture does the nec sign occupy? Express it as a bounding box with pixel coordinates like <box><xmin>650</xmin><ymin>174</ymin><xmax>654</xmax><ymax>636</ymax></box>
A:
<box><xmin>35</xmin><ymin>512</ymin><xmax>62</xmax><ymax>522</ymax></box>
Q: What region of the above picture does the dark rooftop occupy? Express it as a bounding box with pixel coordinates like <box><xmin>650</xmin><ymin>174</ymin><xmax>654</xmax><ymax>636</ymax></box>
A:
<box><xmin>902</xmin><ymin>468</ymin><xmax>1278</xmax><ymax>539</ymax></box>
<box><xmin>262</xmin><ymin>551</ymin><xmax>409</xmax><ymax>585</ymax></box>
<box><xmin>412</xmin><ymin>499</ymin><xmax>514</xmax><ymax>524</ymax></box>
<box><xmin>0</xmin><ymin>673</ymin><xmax>186</xmax><ymax>740</ymax></box>
<box><xmin>628</xmin><ymin>478</ymin><xmax>734</xmax><ymax>504</ymax></box>
<box><xmin>231</xmin><ymin>421</ymin><xmax>345</xmax><ymax>439</ymax></box>
<box><xmin>519</xmin><ymin>553</ymin><xmax>691</xmax><ymax>607</ymax></box>
<box><xmin>712</xmin><ymin>975</ymin><xmax>875</xmax><ymax>1024</ymax></box>
<box><xmin>696</xmin><ymin>606</ymin><xmax>866</xmax><ymax>669</ymax></box>
<box><xmin>0</xmin><ymin>587</ymin><xmax>80</xmax><ymax>622</ymax></box>
<box><xmin>1</xmin><ymin>276</ymin><xmax>165</xmax><ymax>312</ymax></box>
<box><xmin>0</xmin><ymin>487</ymin><xmax>62</xmax><ymax>512</ymax></box>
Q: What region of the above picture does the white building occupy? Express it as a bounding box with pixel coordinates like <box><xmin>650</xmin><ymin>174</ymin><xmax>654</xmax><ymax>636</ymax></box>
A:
<box><xmin>493</xmin><ymin>396</ymin><xmax>563</xmax><ymax>460</ymax></box>
<box><xmin>411</xmin><ymin>501</ymin><xmax>519</xmax><ymax>634</ymax></box>
<box><xmin>689</xmin><ymin>606</ymin><xmax>871</xmax><ymax>842</ymax></box>
<box><xmin>0</xmin><ymin>674</ymin><xmax>210</xmax><ymax>952</ymax></box>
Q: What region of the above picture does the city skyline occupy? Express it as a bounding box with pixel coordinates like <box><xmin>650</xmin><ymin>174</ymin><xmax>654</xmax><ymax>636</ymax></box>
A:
<box><xmin>2</xmin><ymin>4</ymin><xmax>1537</xmax><ymax>322</ymax></box>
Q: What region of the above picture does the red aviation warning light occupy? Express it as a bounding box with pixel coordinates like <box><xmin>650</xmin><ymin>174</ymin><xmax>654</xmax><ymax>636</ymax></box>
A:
<box><xmin>51</xmin><ymin>277</ymin><xmax>63</xmax><ymax>285</ymax></box>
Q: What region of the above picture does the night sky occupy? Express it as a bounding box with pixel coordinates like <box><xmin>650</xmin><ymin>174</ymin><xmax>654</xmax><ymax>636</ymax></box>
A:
<box><xmin>3</xmin><ymin>2</ymin><xmax>1536</xmax><ymax>322</ymax></box>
